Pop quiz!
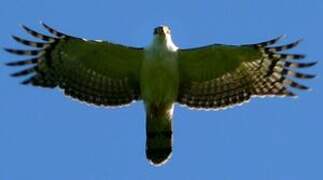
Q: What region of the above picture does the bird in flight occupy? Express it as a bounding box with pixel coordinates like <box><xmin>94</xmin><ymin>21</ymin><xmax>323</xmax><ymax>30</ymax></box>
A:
<box><xmin>4</xmin><ymin>23</ymin><xmax>316</xmax><ymax>166</ymax></box>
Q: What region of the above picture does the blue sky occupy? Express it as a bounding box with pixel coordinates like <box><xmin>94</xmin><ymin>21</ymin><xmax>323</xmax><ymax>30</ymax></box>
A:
<box><xmin>0</xmin><ymin>0</ymin><xmax>322</xmax><ymax>179</ymax></box>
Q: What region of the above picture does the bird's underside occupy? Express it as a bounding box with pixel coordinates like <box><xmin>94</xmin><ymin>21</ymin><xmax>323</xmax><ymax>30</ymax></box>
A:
<box><xmin>4</xmin><ymin>23</ymin><xmax>317</xmax><ymax>166</ymax></box>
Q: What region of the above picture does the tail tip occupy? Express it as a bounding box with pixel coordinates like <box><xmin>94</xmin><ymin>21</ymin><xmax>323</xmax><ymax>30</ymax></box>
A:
<box><xmin>147</xmin><ymin>152</ymin><xmax>172</xmax><ymax>167</ymax></box>
<box><xmin>146</xmin><ymin>148</ymin><xmax>172</xmax><ymax>167</ymax></box>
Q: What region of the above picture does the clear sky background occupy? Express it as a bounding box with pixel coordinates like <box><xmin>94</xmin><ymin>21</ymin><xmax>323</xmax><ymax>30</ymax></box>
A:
<box><xmin>0</xmin><ymin>0</ymin><xmax>322</xmax><ymax>179</ymax></box>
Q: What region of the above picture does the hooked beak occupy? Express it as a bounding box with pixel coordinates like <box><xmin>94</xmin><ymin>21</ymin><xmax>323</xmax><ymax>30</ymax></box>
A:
<box><xmin>154</xmin><ymin>26</ymin><xmax>166</xmax><ymax>36</ymax></box>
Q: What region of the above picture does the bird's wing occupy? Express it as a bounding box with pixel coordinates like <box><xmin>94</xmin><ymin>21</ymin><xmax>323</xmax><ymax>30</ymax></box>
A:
<box><xmin>5</xmin><ymin>23</ymin><xmax>144</xmax><ymax>107</ymax></box>
<box><xmin>177</xmin><ymin>36</ymin><xmax>317</xmax><ymax>110</ymax></box>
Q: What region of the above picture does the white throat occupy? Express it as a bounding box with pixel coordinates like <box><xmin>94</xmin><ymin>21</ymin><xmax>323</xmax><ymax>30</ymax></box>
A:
<box><xmin>150</xmin><ymin>34</ymin><xmax>178</xmax><ymax>52</ymax></box>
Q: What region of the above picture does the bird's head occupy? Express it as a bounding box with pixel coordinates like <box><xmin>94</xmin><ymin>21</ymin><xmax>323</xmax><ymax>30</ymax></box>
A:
<box><xmin>152</xmin><ymin>25</ymin><xmax>177</xmax><ymax>50</ymax></box>
<box><xmin>153</xmin><ymin>26</ymin><xmax>172</xmax><ymax>43</ymax></box>
<box><xmin>153</xmin><ymin>25</ymin><xmax>171</xmax><ymax>37</ymax></box>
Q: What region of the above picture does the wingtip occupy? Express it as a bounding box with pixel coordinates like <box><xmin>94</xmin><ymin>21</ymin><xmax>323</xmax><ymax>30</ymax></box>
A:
<box><xmin>303</xmin><ymin>61</ymin><xmax>319</xmax><ymax>67</ymax></box>
<box><xmin>40</xmin><ymin>21</ymin><xmax>47</xmax><ymax>28</ymax></box>
<box><xmin>2</xmin><ymin>47</ymin><xmax>7</xmax><ymax>54</ymax></box>
<box><xmin>21</xmin><ymin>79</ymin><xmax>31</xmax><ymax>85</ymax></box>
<box><xmin>294</xmin><ymin>39</ymin><xmax>303</xmax><ymax>46</ymax></box>
<box><xmin>306</xmin><ymin>74</ymin><xmax>317</xmax><ymax>79</ymax></box>
<box><xmin>298</xmin><ymin>38</ymin><xmax>304</xmax><ymax>43</ymax></box>
<box><xmin>3</xmin><ymin>48</ymin><xmax>12</xmax><ymax>53</ymax></box>
<box><xmin>11</xmin><ymin>34</ymin><xmax>20</xmax><ymax>41</ymax></box>
<box><xmin>5</xmin><ymin>61</ymin><xmax>15</xmax><ymax>66</ymax></box>
<box><xmin>293</xmin><ymin>39</ymin><xmax>304</xmax><ymax>47</ymax></box>
<box><xmin>303</xmin><ymin>86</ymin><xmax>311</xmax><ymax>91</ymax></box>
<box><xmin>20</xmin><ymin>24</ymin><xmax>31</xmax><ymax>32</ymax></box>
<box><xmin>10</xmin><ymin>71</ymin><xmax>20</xmax><ymax>77</ymax></box>
<box><xmin>278</xmin><ymin>34</ymin><xmax>287</xmax><ymax>41</ymax></box>
<box><xmin>40</xmin><ymin>21</ymin><xmax>48</xmax><ymax>28</ymax></box>
<box><xmin>18</xmin><ymin>23</ymin><xmax>24</xmax><ymax>28</ymax></box>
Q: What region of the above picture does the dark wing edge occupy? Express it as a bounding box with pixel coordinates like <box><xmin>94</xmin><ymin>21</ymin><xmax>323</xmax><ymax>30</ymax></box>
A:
<box><xmin>177</xmin><ymin>36</ymin><xmax>317</xmax><ymax>111</ymax></box>
<box><xmin>4</xmin><ymin>22</ymin><xmax>143</xmax><ymax>107</ymax></box>
<box><xmin>4</xmin><ymin>23</ymin><xmax>70</xmax><ymax>88</ymax></box>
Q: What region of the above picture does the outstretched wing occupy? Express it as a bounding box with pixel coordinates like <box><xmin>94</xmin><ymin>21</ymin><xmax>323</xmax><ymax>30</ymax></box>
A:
<box><xmin>5</xmin><ymin>23</ymin><xmax>144</xmax><ymax>107</ymax></box>
<box><xmin>177</xmin><ymin>36</ymin><xmax>317</xmax><ymax>110</ymax></box>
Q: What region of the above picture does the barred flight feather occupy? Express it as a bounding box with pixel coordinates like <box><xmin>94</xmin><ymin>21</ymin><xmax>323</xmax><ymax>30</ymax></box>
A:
<box><xmin>21</xmin><ymin>25</ymin><xmax>57</xmax><ymax>42</ymax></box>
<box><xmin>12</xmin><ymin>35</ymin><xmax>48</xmax><ymax>48</ymax></box>
<box><xmin>177</xmin><ymin>36</ymin><xmax>316</xmax><ymax>110</ymax></box>
<box><xmin>6</xmin><ymin>57</ymin><xmax>40</xmax><ymax>66</ymax></box>
<box><xmin>4</xmin><ymin>48</ymin><xmax>43</xmax><ymax>56</ymax></box>
<box><xmin>5</xmin><ymin>23</ymin><xmax>141</xmax><ymax>107</ymax></box>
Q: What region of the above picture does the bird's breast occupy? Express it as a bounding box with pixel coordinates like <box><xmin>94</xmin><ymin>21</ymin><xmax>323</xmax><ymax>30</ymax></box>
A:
<box><xmin>140</xmin><ymin>48</ymin><xmax>179</xmax><ymax>106</ymax></box>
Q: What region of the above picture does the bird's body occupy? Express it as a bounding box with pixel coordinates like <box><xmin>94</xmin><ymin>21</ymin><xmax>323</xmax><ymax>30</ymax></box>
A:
<box><xmin>4</xmin><ymin>23</ymin><xmax>317</xmax><ymax>166</ymax></box>
<box><xmin>141</xmin><ymin>28</ymin><xmax>179</xmax><ymax>106</ymax></box>
<box><xmin>141</xmin><ymin>26</ymin><xmax>179</xmax><ymax>164</ymax></box>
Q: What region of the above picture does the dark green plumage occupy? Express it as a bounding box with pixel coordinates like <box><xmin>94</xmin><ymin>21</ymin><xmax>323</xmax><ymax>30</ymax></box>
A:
<box><xmin>6</xmin><ymin>24</ymin><xmax>143</xmax><ymax>106</ymax></box>
<box><xmin>177</xmin><ymin>38</ymin><xmax>316</xmax><ymax>109</ymax></box>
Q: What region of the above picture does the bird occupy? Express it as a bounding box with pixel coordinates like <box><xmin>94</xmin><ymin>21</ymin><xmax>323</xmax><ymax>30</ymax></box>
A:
<box><xmin>4</xmin><ymin>23</ymin><xmax>316</xmax><ymax>166</ymax></box>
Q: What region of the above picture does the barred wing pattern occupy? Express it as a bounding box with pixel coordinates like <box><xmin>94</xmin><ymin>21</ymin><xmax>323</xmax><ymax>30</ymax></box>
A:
<box><xmin>5</xmin><ymin>23</ymin><xmax>144</xmax><ymax>107</ymax></box>
<box><xmin>177</xmin><ymin>36</ymin><xmax>317</xmax><ymax>110</ymax></box>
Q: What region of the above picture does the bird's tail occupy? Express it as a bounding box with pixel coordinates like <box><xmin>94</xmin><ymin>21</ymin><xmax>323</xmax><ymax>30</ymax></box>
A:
<box><xmin>145</xmin><ymin>104</ymin><xmax>174</xmax><ymax>166</ymax></box>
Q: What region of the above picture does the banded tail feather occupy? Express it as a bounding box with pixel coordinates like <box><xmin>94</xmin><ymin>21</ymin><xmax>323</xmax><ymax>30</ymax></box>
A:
<box><xmin>145</xmin><ymin>104</ymin><xmax>173</xmax><ymax>166</ymax></box>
